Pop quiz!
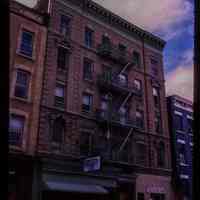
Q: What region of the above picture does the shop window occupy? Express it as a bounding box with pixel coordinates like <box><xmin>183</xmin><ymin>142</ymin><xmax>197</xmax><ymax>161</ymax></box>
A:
<box><xmin>9</xmin><ymin>114</ymin><xmax>25</xmax><ymax>146</ymax></box>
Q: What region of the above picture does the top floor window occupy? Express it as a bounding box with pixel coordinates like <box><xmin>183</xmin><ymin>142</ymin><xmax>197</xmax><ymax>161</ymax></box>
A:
<box><xmin>19</xmin><ymin>30</ymin><xmax>34</xmax><ymax>57</ymax></box>
<box><xmin>153</xmin><ymin>87</ymin><xmax>160</xmax><ymax>108</ymax></box>
<box><xmin>60</xmin><ymin>15</ymin><xmax>70</xmax><ymax>37</ymax></box>
<box><xmin>151</xmin><ymin>58</ymin><xmax>159</xmax><ymax>76</ymax></box>
<box><xmin>133</xmin><ymin>51</ymin><xmax>141</xmax><ymax>67</ymax></box>
<box><xmin>85</xmin><ymin>27</ymin><xmax>94</xmax><ymax>48</ymax></box>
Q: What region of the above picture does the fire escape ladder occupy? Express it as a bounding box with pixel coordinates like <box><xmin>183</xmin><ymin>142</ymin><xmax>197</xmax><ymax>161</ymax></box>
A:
<box><xmin>118</xmin><ymin>92</ymin><xmax>132</xmax><ymax>111</ymax></box>
<box><xmin>118</xmin><ymin>62</ymin><xmax>132</xmax><ymax>75</ymax></box>
<box><xmin>118</xmin><ymin>128</ymin><xmax>134</xmax><ymax>153</ymax></box>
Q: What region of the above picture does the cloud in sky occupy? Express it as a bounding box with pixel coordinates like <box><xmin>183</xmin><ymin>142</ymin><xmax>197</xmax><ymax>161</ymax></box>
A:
<box><xmin>93</xmin><ymin>0</ymin><xmax>193</xmax><ymax>40</ymax></box>
<box><xmin>15</xmin><ymin>0</ymin><xmax>37</xmax><ymax>7</ymax></box>
<box><xmin>165</xmin><ymin>49</ymin><xmax>193</xmax><ymax>101</ymax></box>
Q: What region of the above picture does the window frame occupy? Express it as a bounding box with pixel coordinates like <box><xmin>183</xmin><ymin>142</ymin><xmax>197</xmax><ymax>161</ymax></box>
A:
<box><xmin>59</xmin><ymin>15</ymin><xmax>71</xmax><ymax>38</ymax></box>
<box><xmin>52</xmin><ymin>117</ymin><xmax>65</xmax><ymax>143</ymax></box>
<box><xmin>84</xmin><ymin>27</ymin><xmax>94</xmax><ymax>48</ymax></box>
<box><xmin>14</xmin><ymin>70</ymin><xmax>30</xmax><ymax>99</ymax></box>
<box><xmin>9</xmin><ymin>114</ymin><xmax>25</xmax><ymax>146</ymax></box>
<box><xmin>80</xmin><ymin>131</ymin><xmax>93</xmax><ymax>156</ymax></box>
<box><xmin>54</xmin><ymin>83</ymin><xmax>65</xmax><ymax>106</ymax></box>
<box><xmin>19</xmin><ymin>29</ymin><xmax>34</xmax><ymax>58</ymax></box>
<box><xmin>133</xmin><ymin>51</ymin><xmax>141</xmax><ymax>68</ymax></box>
<box><xmin>82</xmin><ymin>93</ymin><xmax>93</xmax><ymax>112</ymax></box>
<box><xmin>57</xmin><ymin>46</ymin><xmax>69</xmax><ymax>70</ymax></box>
<box><xmin>83</xmin><ymin>58</ymin><xmax>93</xmax><ymax>81</ymax></box>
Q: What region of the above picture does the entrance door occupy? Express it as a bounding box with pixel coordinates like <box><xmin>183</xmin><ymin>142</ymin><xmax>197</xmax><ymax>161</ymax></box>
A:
<box><xmin>150</xmin><ymin>193</ymin><xmax>165</xmax><ymax>200</ymax></box>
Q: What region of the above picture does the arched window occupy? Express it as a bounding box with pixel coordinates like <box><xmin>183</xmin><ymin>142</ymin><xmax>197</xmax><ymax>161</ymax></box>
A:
<box><xmin>52</xmin><ymin>117</ymin><xmax>65</xmax><ymax>143</ymax></box>
<box><xmin>157</xmin><ymin>141</ymin><xmax>165</xmax><ymax>168</ymax></box>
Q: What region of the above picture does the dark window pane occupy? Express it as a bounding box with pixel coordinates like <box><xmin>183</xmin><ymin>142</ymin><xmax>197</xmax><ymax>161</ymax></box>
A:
<box><xmin>136</xmin><ymin>110</ymin><xmax>144</xmax><ymax>128</ymax></box>
<box><xmin>175</xmin><ymin>115</ymin><xmax>183</xmax><ymax>131</ymax></box>
<box><xmin>9</xmin><ymin>114</ymin><xmax>25</xmax><ymax>146</ymax></box>
<box><xmin>85</xmin><ymin>27</ymin><xmax>93</xmax><ymax>48</ymax></box>
<box><xmin>20</xmin><ymin>30</ymin><xmax>33</xmax><ymax>57</ymax></box>
<box><xmin>135</xmin><ymin>143</ymin><xmax>146</xmax><ymax>165</ymax></box>
<box><xmin>60</xmin><ymin>15</ymin><xmax>70</xmax><ymax>37</ymax></box>
<box><xmin>83</xmin><ymin>59</ymin><xmax>93</xmax><ymax>80</ymax></box>
<box><xmin>57</xmin><ymin>47</ymin><xmax>68</xmax><ymax>69</ymax></box>
<box><xmin>133</xmin><ymin>51</ymin><xmax>141</xmax><ymax>67</ymax></box>
<box><xmin>14</xmin><ymin>70</ymin><xmax>29</xmax><ymax>98</ymax></box>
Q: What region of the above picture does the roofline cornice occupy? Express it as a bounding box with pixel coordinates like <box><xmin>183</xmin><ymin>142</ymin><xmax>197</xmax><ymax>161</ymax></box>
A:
<box><xmin>62</xmin><ymin>0</ymin><xmax>166</xmax><ymax>51</ymax></box>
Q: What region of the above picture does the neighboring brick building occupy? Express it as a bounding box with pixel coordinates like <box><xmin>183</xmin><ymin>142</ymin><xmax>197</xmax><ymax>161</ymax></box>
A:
<box><xmin>167</xmin><ymin>95</ymin><xmax>193</xmax><ymax>200</ymax></box>
<box><xmin>9</xmin><ymin>1</ymin><xmax>47</xmax><ymax>199</ymax></box>
<box><xmin>33</xmin><ymin>0</ymin><xmax>174</xmax><ymax>200</ymax></box>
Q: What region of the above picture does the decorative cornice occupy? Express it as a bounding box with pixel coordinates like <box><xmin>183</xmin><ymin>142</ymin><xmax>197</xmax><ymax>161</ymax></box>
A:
<box><xmin>63</xmin><ymin>0</ymin><xmax>166</xmax><ymax>51</ymax></box>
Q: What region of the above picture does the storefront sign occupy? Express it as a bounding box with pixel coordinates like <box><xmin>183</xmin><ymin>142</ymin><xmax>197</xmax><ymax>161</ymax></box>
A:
<box><xmin>83</xmin><ymin>156</ymin><xmax>101</xmax><ymax>172</ymax></box>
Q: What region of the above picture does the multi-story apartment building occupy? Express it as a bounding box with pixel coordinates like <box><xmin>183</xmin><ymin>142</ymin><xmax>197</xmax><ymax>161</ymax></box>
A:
<box><xmin>167</xmin><ymin>95</ymin><xmax>193</xmax><ymax>200</ymax></box>
<box><xmin>33</xmin><ymin>0</ymin><xmax>174</xmax><ymax>200</ymax></box>
<box><xmin>9</xmin><ymin>1</ymin><xmax>47</xmax><ymax>200</ymax></box>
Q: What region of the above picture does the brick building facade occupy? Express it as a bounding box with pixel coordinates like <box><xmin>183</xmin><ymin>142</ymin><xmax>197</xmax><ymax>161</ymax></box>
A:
<box><xmin>34</xmin><ymin>0</ymin><xmax>174</xmax><ymax>200</ymax></box>
<box><xmin>9</xmin><ymin>1</ymin><xmax>47</xmax><ymax>199</ymax></box>
<box><xmin>167</xmin><ymin>95</ymin><xmax>193</xmax><ymax>200</ymax></box>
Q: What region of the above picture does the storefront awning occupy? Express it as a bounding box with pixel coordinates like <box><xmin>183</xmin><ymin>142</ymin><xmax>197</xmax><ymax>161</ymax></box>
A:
<box><xmin>43</xmin><ymin>179</ymin><xmax>108</xmax><ymax>194</ymax></box>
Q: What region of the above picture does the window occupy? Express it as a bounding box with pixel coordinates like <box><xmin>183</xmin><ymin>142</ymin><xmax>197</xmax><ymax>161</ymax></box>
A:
<box><xmin>175</xmin><ymin>115</ymin><xmax>183</xmax><ymax>131</ymax></box>
<box><xmin>133</xmin><ymin>51</ymin><xmax>141</xmax><ymax>67</ymax></box>
<box><xmin>134</xmin><ymin>79</ymin><xmax>142</xmax><ymax>91</ymax></box>
<box><xmin>136</xmin><ymin>109</ymin><xmax>144</xmax><ymax>128</ymax></box>
<box><xmin>52</xmin><ymin>117</ymin><xmax>65</xmax><ymax>143</ymax></box>
<box><xmin>14</xmin><ymin>70</ymin><xmax>30</xmax><ymax>99</ymax></box>
<box><xmin>83</xmin><ymin>58</ymin><xmax>93</xmax><ymax>80</ymax></box>
<box><xmin>19</xmin><ymin>30</ymin><xmax>34</xmax><ymax>57</ymax></box>
<box><xmin>153</xmin><ymin>87</ymin><xmax>160</xmax><ymax>107</ymax></box>
<box><xmin>137</xmin><ymin>193</ymin><xmax>145</xmax><ymax>200</ymax></box>
<box><xmin>151</xmin><ymin>59</ymin><xmax>159</xmax><ymax>76</ymax></box>
<box><xmin>179</xmin><ymin>153</ymin><xmax>186</xmax><ymax>164</ymax></box>
<box><xmin>80</xmin><ymin>131</ymin><xmax>92</xmax><ymax>156</ymax></box>
<box><xmin>60</xmin><ymin>15</ymin><xmax>70</xmax><ymax>37</ymax></box>
<box><xmin>118</xmin><ymin>44</ymin><xmax>126</xmax><ymax>56</ymax></box>
<box><xmin>82</xmin><ymin>93</ymin><xmax>93</xmax><ymax>112</ymax></box>
<box><xmin>118</xmin><ymin>74</ymin><xmax>128</xmax><ymax>86</ymax></box>
<box><xmin>57</xmin><ymin>47</ymin><xmax>69</xmax><ymax>69</ymax></box>
<box><xmin>135</xmin><ymin>142</ymin><xmax>146</xmax><ymax>165</ymax></box>
<box><xmin>179</xmin><ymin>144</ymin><xmax>187</xmax><ymax>164</ymax></box>
<box><xmin>55</xmin><ymin>83</ymin><xmax>65</xmax><ymax>104</ymax></box>
<box><xmin>85</xmin><ymin>27</ymin><xmax>93</xmax><ymax>48</ymax></box>
<box><xmin>157</xmin><ymin>142</ymin><xmax>165</xmax><ymax>168</ymax></box>
<box><xmin>9</xmin><ymin>114</ymin><xmax>25</xmax><ymax>146</ymax></box>
<box><xmin>155</xmin><ymin>115</ymin><xmax>161</xmax><ymax>133</ymax></box>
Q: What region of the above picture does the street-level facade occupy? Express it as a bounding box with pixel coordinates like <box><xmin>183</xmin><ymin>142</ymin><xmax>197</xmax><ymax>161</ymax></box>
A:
<box><xmin>9</xmin><ymin>1</ymin><xmax>47</xmax><ymax>200</ymax></box>
<box><xmin>167</xmin><ymin>95</ymin><xmax>193</xmax><ymax>200</ymax></box>
<box><xmin>34</xmin><ymin>0</ymin><xmax>174</xmax><ymax>199</ymax></box>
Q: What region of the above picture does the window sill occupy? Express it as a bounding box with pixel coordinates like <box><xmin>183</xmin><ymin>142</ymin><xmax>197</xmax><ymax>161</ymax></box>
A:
<box><xmin>176</xmin><ymin>130</ymin><xmax>185</xmax><ymax>134</ymax></box>
<box><xmin>16</xmin><ymin>51</ymin><xmax>35</xmax><ymax>61</ymax></box>
<box><xmin>57</xmin><ymin>68</ymin><xmax>68</xmax><ymax>73</ymax></box>
<box><xmin>180</xmin><ymin>163</ymin><xmax>188</xmax><ymax>167</ymax></box>
<box><xmin>9</xmin><ymin>145</ymin><xmax>23</xmax><ymax>152</ymax></box>
<box><xmin>11</xmin><ymin>96</ymin><xmax>32</xmax><ymax>104</ymax></box>
<box><xmin>83</xmin><ymin>78</ymin><xmax>94</xmax><ymax>83</ymax></box>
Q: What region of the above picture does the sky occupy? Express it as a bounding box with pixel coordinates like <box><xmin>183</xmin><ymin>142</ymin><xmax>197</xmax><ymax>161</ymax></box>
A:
<box><xmin>16</xmin><ymin>0</ymin><xmax>194</xmax><ymax>101</ymax></box>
